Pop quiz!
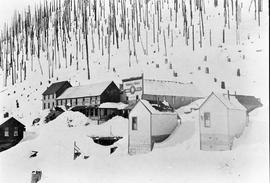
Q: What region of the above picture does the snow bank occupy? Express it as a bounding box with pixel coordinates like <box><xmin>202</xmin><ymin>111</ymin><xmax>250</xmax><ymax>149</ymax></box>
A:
<box><xmin>87</xmin><ymin>116</ymin><xmax>128</xmax><ymax>137</ymax></box>
<box><xmin>55</xmin><ymin>111</ymin><xmax>91</xmax><ymax>127</ymax></box>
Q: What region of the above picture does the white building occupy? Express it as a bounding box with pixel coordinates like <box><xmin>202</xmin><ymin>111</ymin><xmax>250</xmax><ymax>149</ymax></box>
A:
<box><xmin>122</xmin><ymin>75</ymin><xmax>203</xmax><ymax>109</ymax></box>
<box><xmin>128</xmin><ymin>100</ymin><xmax>178</xmax><ymax>155</ymax></box>
<box><xmin>198</xmin><ymin>92</ymin><xmax>247</xmax><ymax>151</ymax></box>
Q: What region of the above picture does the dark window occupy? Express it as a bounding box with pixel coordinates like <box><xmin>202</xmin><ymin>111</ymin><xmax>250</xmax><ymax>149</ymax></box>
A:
<box><xmin>75</xmin><ymin>99</ymin><xmax>78</xmax><ymax>105</ymax></box>
<box><xmin>95</xmin><ymin>108</ymin><xmax>98</xmax><ymax>116</ymax></box>
<box><xmin>14</xmin><ymin>127</ymin><xmax>18</xmax><ymax>136</ymax></box>
<box><xmin>126</xmin><ymin>96</ymin><xmax>129</xmax><ymax>101</ymax></box>
<box><xmin>90</xmin><ymin>109</ymin><xmax>94</xmax><ymax>116</ymax></box>
<box><xmin>4</xmin><ymin>127</ymin><xmax>9</xmax><ymax>137</ymax></box>
<box><xmin>44</xmin><ymin>103</ymin><xmax>46</xmax><ymax>109</ymax></box>
<box><xmin>104</xmin><ymin>109</ymin><xmax>107</xmax><ymax>116</ymax></box>
<box><xmin>48</xmin><ymin>95</ymin><xmax>50</xmax><ymax>99</ymax></box>
<box><xmin>43</xmin><ymin>95</ymin><xmax>46</xmax><ymax>100</ymax></box>
<box><xmin>48</xmin><ymin>103</ymin><xmax>50</xmax><ymax>109</ymax></box>
<box><xmin>136</xmin><ymin>95</ymin><xmax>139</xmax><ymax>100</ymax></box>
<box><xmin>204</xmin><ymin>112</ymin><xmax>211</xmax><ymax>128</ymax></box>
<box><xmin>132</xmin><ymin>117</ymin><xmax>138</xmax><ymax>130</ymax></box>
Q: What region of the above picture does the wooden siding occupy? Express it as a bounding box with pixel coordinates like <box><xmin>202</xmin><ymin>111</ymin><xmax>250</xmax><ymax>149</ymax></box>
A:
<box><xmin>100</xmin><ymin>82</ymin><xmax>120</xmax><ymax>103</ymax></box>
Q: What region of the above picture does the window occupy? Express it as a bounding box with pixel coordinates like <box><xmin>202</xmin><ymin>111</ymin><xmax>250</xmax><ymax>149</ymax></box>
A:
<box><xmin>75</xmin><ymin>99</ymin><xmax>78</xmax><ymax>105</ymax></box>
<box><xmin>132</xmin><ymin>117</ymin><xmax>138</xmax><ymax>130</ymax></box>
<box><xmin>48</xmin><ymin>95</ymin><xmax>50</xmax><ymax>99</ymax></box>
<box><xmin>90</xmin><ymin>109</ymin><xmax>94</xmax><ymax>116</ymax></box>
<box><xmin>4</xmin><ymin>127</ymin><xmax>9</xmax><ymax>137</ymax></box>
<box><xmin>136</xmin><ymin>95</ymin><xmax>139</xmax><ymax>100</ymax></box>
<box><xmin>126</xmin><ymin>96</ymin><xmax>129</xmax><ymax>101</ymax></box>
<box><xmin>43</xmin><ymin>95</ymin><xmax>46</xmax><ymax>100</ymax></box>
<box><xmin>52</xmin><ymin>102</ymin><xmax>54</xmax><ymax>107</ymax></box>
<box><xmin>204</xmin><ymin>112</ymin><xmax>211</xmax><ymax>128</ymax></box>
<box><xmin>95</xmin><ymin>108</ymin><xmax>98</xmax><ymax>116</ymax></box>
<box><xmin>14</xmin><ymin>127</ymin><xmax>18</xmax><ymax>136</ymax></box>
<box><xmin>43</xmin><ymin>103</ymin><xmax>46</xmax><ymax>109</ymax></box>
<box><xmin>48</xmin><ymin>103</ymin><xmax>50</xmax><ymax>109</ymax></box>
<box><xmin>104</xmin><ymin>109</ymin><xmax>107</xmax><ymax>116</ymax></box>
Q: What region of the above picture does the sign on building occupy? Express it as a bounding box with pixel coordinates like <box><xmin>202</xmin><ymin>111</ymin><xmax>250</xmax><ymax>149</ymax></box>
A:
<box><xmin>123</xmin><ymin>77</ymin><xmax>143</xmax><ymax>101</ymax></box>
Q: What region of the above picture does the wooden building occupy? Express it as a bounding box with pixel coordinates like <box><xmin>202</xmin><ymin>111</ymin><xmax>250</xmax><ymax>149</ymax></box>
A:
<box><xmin>56</xmin><ymin>81</ymin><xmax>120</xmax><ymax>121</ymax></box>
<box><xmin>0</xmin><ymin>117</ymin><xmax>26</xmax><ymax>151</ymax></box>
<box><xmin>198</xmin><ymin>92</ymin><xmax>247</xmax><ymax>151</ymax></box>
<box><xmin>227</xmin><ymin>93</ymin><xmax>263</xmax><ymax>126</ymax></box>
<box><xmin>98</xmin><ymin>102</ymin><xmax>128</xmax><ymax>122</ymax></box>
<box><xmin>122</xmin><ymin>75</ymin><xmax>203</xmax><ymax>109</ymax></box>
<box><xmin>42</xmin><ymin>81</ymin><xmax>72</xmax><ymax>110</ymax></box>
<box><xmin>228</xmin><ymin>94</ymin><xmax>263</xmax><ymax>114</ymax></box>
<box><xmin>128</xmin><ymin>100</ymin><xmax>178</xmax><ymax>155</ymax></box>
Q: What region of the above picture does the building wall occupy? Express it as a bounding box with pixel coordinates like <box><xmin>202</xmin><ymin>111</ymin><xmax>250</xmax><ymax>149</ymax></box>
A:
<box><xmin>100</xmin><ymin>82</ymin><xmax>121</xmax><ymax>103</ymax></box>
<box><xmin>228</xmin><ymin>109</ymin><xmax>246</xmax><ymax>138</ymax></box>
<box><xmin>56</xmin><ymin>96</ymin><xmax>101</xmax><ymax>107</ymax></box>
<box><xmin>0</xmin><ymin>119</ymin><xmax>25</xmax><ymax>141</ymax></box>
<box><xmin>128</xmin><ymin>102</ymin><xmax>152</xmax><ymax>155</ymax></box>
<box><xmin>199</xmin><ymin>94</ymin><xmax>231</xmax><ymax>151</ymax></box>
<box><xmin>42</xmin><ymin>93</ymin><xmax>56</xmax><ymax>109</ymax></box>
<box><xmin>200</xmin><ymin>133</ymin><xmax>232</xmax><ymax>151</ymax></box>
<box><xmin>151</xmin><ymin>113</ymin><xmax>178</xmax><ymax>142</ymax></box>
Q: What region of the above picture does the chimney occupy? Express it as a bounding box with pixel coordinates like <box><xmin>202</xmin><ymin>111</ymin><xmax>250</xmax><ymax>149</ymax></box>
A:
<box><xmin>227</xmin><ymin>90</ymin><xmax>230</xmax><ymax>100</ymax></box>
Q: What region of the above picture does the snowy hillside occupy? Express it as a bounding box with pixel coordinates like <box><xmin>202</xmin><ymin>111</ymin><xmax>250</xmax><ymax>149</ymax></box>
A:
<box><xmin>0</xmin><ymin>0</ymin><xmax>268</xmax><ymax>122</ymax></box>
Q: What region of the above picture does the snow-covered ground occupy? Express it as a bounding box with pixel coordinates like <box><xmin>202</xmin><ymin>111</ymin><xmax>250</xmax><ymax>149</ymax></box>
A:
<box><xmin>0</xmin><ymin>106</ymin><xmax>268</xmax><ymax>183</ymax></box>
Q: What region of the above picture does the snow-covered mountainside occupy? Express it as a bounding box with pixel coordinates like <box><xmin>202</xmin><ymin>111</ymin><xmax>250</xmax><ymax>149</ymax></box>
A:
<box><xmin>0</xmin><ymin>0</ymin><xmax>268</xmax><ymax>182</ymax></box>
<box><xmin>0</xmin><ymin>0</ymin><xmax>268</xmax><ymax>122</ymax></box>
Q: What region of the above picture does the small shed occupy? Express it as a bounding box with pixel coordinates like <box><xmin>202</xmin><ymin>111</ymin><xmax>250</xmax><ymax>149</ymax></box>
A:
<box><xmin>198</xmin><ymin>92</ymin><xmax>247</xmax><ymax>151</ymax></box>
<box><xmin>0</xmin><ymin>117</ymin><xmax>26</xmax><ymax>149</ymax></box>
<box><xmin>128</xmin><ymin>100</ymin><xmax>178</xmax><ymax>155</ymax></box>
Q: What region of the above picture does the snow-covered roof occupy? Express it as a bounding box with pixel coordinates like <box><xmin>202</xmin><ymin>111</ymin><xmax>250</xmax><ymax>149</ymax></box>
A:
<box><xmin>143</xmin><ymin>79</ymin><xmax>203</xmax><ymax>98</ymax></box>
<box><xmin>200</xmin><ymin>92</ymin><xmax>246</xmax><ymax>111</ymax></box>
<box><xmin>42</xmin><ymin>81</ymin><xmax>71</xmax><ymax>95</ymax></box>
<box><xmin>57</xmin><ymin>81</ymin><xmax>114</xmax><ymax>99</ymax></box>
<box><xmin>99</xmin><ymin>102</ymin><xmax>128</xmax><ymax>110</ymax></box>
<box><xmin>0</xmin><ymin>117</ymin><xmax>25</xmax><ymax>126</ymax></box>
<box><xmin>139</xmin><ymin>100</ymin><xmax>177</xmax><ymax>115</ymax></box>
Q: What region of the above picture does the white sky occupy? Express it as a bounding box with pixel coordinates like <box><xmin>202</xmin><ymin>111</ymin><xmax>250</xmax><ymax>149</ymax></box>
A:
<box><xmin>0</xmin><ymin>0</ymin><xmax>43</xmax><ymax>29</ymax></box>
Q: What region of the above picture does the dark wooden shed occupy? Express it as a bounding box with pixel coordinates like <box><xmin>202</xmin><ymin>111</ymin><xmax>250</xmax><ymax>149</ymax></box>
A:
<box><xmin>0</xmin><ymin>117</ymin><xmax>26</xmax><ymax>152</ymax></box>
<box><xmin>0</xmin><ymin>117</ymin><xmax>26</xmax><ymax>141</ymax></box>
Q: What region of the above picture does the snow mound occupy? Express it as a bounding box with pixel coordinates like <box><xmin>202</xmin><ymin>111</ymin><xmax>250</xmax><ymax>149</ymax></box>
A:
<box><xmin>88</xmin><ymin>116</ymin><xmax>128</xmax><ymax>137</ymax></box>
<box><xmin>177</xmin><ymin>98</ymin><xmax>205</xmax><ymax>114</ymax></box>
<box><xmin>54</xmin><ymin>111</ymin><xmax>91</xmax><ymax>127</ymax></box>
